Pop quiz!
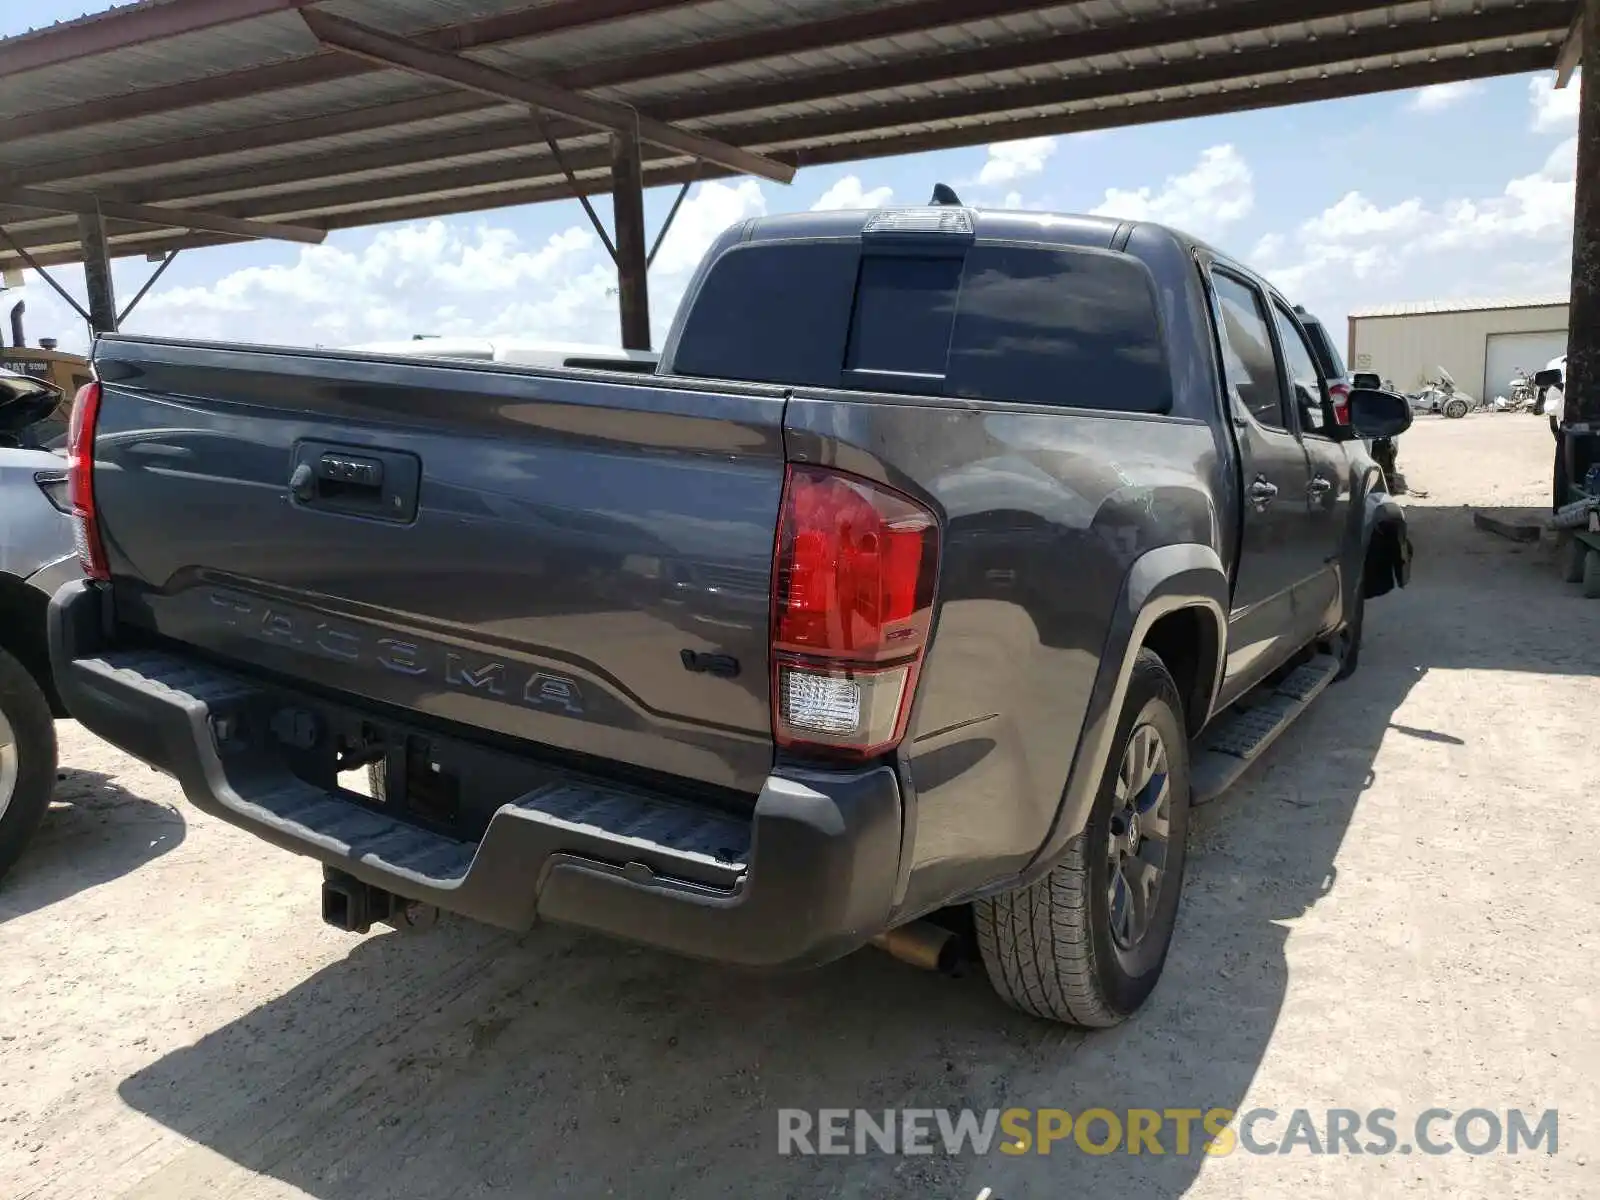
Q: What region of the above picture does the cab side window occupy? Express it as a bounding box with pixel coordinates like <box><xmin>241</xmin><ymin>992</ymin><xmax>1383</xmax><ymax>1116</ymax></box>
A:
<box><xmin>1211</xmin><ymin>272</ymin><xmax>1287</xmax><ymax>431</ymax></box>
<box><xmin>1272</xmin><ymin>304</ymin><xmax>1330</xmax><ymax>436</ymax></box>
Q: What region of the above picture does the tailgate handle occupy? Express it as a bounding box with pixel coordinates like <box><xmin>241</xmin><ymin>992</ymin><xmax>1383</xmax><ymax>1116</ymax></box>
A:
<box><xmin>288</xmin><ymin>441</ymin><xmax>421</xmax><ymax>523</ymax></box>
<box><xmin>317</xmin><ymin>452</ymin><xmax>384</xmax><ymax>491</ymax></box>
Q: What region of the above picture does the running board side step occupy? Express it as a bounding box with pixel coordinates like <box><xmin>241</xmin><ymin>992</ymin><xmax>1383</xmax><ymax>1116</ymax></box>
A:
<box><xmin>1190</xmin><ymin>654</ymin><xmax>1341</xmax><ymax>805</ymax></box>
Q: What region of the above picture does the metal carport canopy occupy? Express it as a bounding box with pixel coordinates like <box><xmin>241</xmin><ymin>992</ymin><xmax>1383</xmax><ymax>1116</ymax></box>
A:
<box><xmin>0</xmin><ymin>0</ymin><xmax>1575</xmax><ymax>271</ymax></box>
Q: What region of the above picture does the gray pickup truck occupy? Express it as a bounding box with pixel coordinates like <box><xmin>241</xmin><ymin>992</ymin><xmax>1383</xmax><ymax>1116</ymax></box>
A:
<box><xmin>50</xmin><ymin>205</ymin><xmax>1412</xmax><ymax>1026</ymax></box>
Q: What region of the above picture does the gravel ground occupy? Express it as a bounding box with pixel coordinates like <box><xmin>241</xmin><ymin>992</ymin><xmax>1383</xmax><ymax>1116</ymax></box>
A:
<box><xmin>2</xmin><ymin>415</ymin><xmax>1597</xmax><ymax>1199</ymax></box>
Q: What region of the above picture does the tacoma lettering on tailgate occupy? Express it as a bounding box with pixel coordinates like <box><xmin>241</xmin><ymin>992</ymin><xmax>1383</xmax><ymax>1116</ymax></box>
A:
<box><xmin>207</xmin><ymin>588</ymin><xmax>586</xmax><ymax>717</ymax></box>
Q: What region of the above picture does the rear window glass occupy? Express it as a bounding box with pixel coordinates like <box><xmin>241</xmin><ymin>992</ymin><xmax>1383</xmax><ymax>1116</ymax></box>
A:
<box><xmin>946</xmin><ymin>246</ymin><xmax>1168</xmax><ymax>410</ymax></box>
<box><xmin>674</xmin><ymin>238</ymin><xmax>1170</xmax><ymax>412</ymax></box>
<box><xmin>671</xmin><ymin>241</ymin><xmax>859</xmax><ymax>387</ymax></box>
<box><xmin>847</xmin><ymin>255</ymin><xmax>961</xmax><ymax>379</ymax></box>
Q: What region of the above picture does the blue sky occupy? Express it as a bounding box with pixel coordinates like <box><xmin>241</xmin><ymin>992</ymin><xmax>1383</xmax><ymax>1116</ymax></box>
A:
<box><xmin>3</xmin><ymin>3</ymin><xmax>1582</xmax><ymax>362</ymax></box>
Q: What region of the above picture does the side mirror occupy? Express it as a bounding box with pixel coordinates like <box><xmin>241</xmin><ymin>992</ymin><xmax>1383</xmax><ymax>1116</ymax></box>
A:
<box><xmin>1351</xmin><ymin>372</ymin><xmax>1381</xmax><ymax>390</ymax></box>
<box><xmin>1348</xmin><ymin>388</ymin><xmax>1413</xmax><ymax>439</ymax></box>
<box><xmin>1533</xmin><ymin>368</ymin><xmax>1563</xmax><ymax>390</ymax></box>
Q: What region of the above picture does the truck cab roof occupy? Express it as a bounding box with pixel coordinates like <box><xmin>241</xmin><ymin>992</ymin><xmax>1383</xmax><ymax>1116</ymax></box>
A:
<box><xmin>741</xmin><ymin>206</ymin><xmax>1129</xmax><ymax>251</ymax></box>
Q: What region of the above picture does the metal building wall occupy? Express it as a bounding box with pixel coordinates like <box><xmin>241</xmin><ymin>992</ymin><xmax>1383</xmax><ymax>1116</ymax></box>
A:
<box><xmin>1349</xmin><ymin>304</ymin><xmax>1569</xmax><ymax>396</ymax></box>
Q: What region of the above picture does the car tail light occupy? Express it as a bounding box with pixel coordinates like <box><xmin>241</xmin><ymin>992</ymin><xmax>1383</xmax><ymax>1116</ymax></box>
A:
<box><xmin>770</xmin><ymin>466</ymin><xmax>940</xmax><ymax>758</ymax></box>
<box><xmin>1330</xmin><ymin>381</ymin><xmax>1352</xmax><ymax>426</ymax></box>
<box><xmin>66</xmin><ymin>380</ymin><xmax>109</xmax><ymax>581</ymax></box>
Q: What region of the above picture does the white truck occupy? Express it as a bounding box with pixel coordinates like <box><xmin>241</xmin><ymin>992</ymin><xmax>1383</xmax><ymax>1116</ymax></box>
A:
<box><xmin>0</xmin><ymin>368</ymin><xmax>77</xmax><ymax>879</ymax></box>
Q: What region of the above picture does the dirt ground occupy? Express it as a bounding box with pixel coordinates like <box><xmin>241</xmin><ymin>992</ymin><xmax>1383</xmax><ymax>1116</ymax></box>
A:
<box><xmin>3</xmin><ymin>415</ymin><xmax>1597</xmax><ymax>1199</ymax></box>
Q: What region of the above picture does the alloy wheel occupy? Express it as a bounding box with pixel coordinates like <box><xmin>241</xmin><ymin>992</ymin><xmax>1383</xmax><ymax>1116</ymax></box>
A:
<box><xmin>1105</xmin><ymin>722</ymin><xmax>1172</xmax><ymax>951</ymax></box>
<box><xmin>0</xmin><ymin>708</ymin><xmax>18</xmax><ymax>822</ymax></box>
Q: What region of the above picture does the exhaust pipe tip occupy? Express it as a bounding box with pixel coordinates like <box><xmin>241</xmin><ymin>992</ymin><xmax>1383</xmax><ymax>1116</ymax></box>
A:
<box><xmin>871</xmin><ymin>920</ymin><xmax>965</xmax><ymax>976</ymax></box>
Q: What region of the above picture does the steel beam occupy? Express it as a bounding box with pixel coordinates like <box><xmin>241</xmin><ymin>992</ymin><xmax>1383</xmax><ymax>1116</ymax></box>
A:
<box><xmin>0</xmin><ymin>0</ymin><xmax>316</xmax><ymax>80</ymax></box>
<box><xmin>1558</xmin><ymin>7</ymin><xmax>1586</xmax><ymax>88</ymax></box>
<box><xmin>1</xmin><ymin>230</ymin><xmax>244</xmax><ymax>273</ymax></box>
<box><xmin>77</xmin><ymin>210</ymin><xmax>118</xmax><ymax>334</ymax></box>
<box><xmin>0</xmin><ymin>45</ymin><xmax>1556</xmax><ymax>269</ymax></box>
<box><xmin>23</xmin><ymin>13</ymin><xmax>1556</xmax><ymax>231</ymax></box>
<box><xmin>0</xmin><ymin>186</ymin><xmax>326</xmax><ymax>244</ymax></box>
<box><xmin>648</xmin><ymin>179</ymin><xmax>694</xmax><ymax>270</ymax></box>
<box><xmin>659</xmin><ymin>3</ymin><xmax>1570</xmax><ymax>130</ymax></box>
<box><xmin>118</xmin><ymin>250</ymin><xmax>182</xmax><ymax>325</ymax></box>
<box><xmin>14</xmin><ymin>0</ymin><xmax>1565</xmax><ymax>213</ymax></box>
<box><xmin>2</xmin><ymin>0</ymin><xmax>702</xmax><ymax>143</ymax></box>
<box><xmin>293</xmin><ymin>47</ymin><xmax>1557</xmax><ymax>229</ymax></box>
<box><xmin>28</xmin><ymin>0</ymin><xmax>1406</xmax><ymax>201</ymax></box>
<box><xmin>5</xmin><ymin>0</ymin><xmax>1065</xmax><ymax>165</ymax></box>
<box><xmin>1566</xmin><ymin>0</ymin><xmax>1600</xmax><ymax>427</ymax></box>
<box><xmin>301</xmin><ymin>9</ymin><xmax>794</xmax><ymax>184</ymax></box>
<box><xmin>611</xmin><ymin>132</ymin><xmax>651</xmax><ymax>351</ymax></box>
<box><xmin>0</xmin><ymin>225</ymin><xmax>93</xmax><ymax>321</ymax></box>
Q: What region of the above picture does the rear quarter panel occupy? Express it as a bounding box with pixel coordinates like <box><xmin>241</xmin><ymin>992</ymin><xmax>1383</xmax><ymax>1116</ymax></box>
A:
<box><xmin>784</xmin><ymin>393</ymin><xmax>1224</xmax><ymax>913</ymax></box>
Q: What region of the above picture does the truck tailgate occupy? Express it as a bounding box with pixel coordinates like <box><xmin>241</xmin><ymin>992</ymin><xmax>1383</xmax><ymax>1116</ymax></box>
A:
<box><xmin>90</xmin><ymin>337</ymin><xmax>786</xmax><ymax>795</ymax></box>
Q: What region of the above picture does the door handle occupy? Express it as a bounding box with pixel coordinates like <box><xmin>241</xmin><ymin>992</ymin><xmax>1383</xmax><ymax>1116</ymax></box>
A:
<box><xmin>1248</xmin><ymin>477</ymin><xmax>1279</xmax><ymax>510</ymax></box>
<box><xmin>1307</xmin><ymin>475</ymin><xmax>1333</xmax><ymax>496</ymax></box>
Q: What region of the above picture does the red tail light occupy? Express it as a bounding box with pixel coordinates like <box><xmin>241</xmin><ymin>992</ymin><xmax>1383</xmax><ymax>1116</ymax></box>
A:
<box><xmin>66</xmin><ymin>381</ymin><xmax>109</xmax><ymax>581</ymax></box>
<box><xmin>771</xmin><ymin>466</ymin><xmax>940</xmax><ymax>758</ymax></box>
<box><xmin>1330</xmin><ymin>381</ymin><xmax>1352</xmax><ymax>426</ymax></box>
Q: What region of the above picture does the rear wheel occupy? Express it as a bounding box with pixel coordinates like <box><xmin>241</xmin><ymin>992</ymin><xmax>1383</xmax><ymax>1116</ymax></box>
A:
<box><xmin>1444</xmin><ymin>398</ymin><xmax>1469</xmax><ymax>420</ymax></box>
<box><xmin>974</xmin><ymin>650</ymin><xmax>1189</xmax><ymax>1026</ymax></box>
<box><xmin>0</xmin><ymin>647</ymin><xmax>57</xmax><ymax>883</ymax></box>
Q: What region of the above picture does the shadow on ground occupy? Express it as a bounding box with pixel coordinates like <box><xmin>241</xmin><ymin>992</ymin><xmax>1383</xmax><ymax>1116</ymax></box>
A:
<box><xmin>115</xmin><ymin>503</ymin><xmax>1596</xmax><ymax>1198</ymax></box>
<box><xmin>0</xmin><ymin>759</ymin><xmax>185</xmax><ymax>924</ymax></box>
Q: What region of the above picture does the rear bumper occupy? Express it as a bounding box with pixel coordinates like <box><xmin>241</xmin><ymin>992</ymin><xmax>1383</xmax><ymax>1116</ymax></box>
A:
<box><xmin>49</xmin><ymin>580</ymin><xmax>903</xmax><ymax>968</ymax></box>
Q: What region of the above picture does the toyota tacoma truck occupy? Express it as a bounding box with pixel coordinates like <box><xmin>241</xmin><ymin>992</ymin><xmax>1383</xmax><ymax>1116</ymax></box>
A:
<box><xmin>50</xmin><ymin>205</ymin><xmax>1413</xmax><ymax>1026</ymax></box>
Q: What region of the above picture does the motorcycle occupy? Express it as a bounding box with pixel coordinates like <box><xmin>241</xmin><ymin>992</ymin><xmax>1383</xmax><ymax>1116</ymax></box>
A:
<box><xmin>1409</xmin><ymin>367</ymin><xmax>1476</xmax><ymax>419</ymax></box>
<box><xmin>1503</xmin><ymin>367</ymin><xmax>1537</xmax><ymax>413</ymax></box>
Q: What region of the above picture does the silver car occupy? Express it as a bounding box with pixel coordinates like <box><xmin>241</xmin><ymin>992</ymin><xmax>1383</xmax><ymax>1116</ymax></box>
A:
<box><xmin>0</xmin><ymin>369</ymin><xmax>78</xmax><ymax>881</ymax></box>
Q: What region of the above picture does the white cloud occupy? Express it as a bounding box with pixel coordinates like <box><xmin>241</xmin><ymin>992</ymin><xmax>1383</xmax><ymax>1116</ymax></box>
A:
<box><xmin>1530</xmin><ymin>71</ymin><xmax>1581</xmax><ymax>133</ymax></box>
<box><xmin>976</xmin><ymin>137</ymin><xmax>1058</xmax><ymax>186</ymax></box>
<box><xmin>1409</xmin><ymin>81</ymin><xmax>1480</xmax><ymax>113</ymax></box>
<box><xmin>1251</xmin><ymin>232</ymin><xmax>1286</xmax><ymax>262</ymax></box>
<box><xmin>1301</xmin><ymin>193</ymin><xmax>1427</xmax><ymax>241</ymax></box>
<box><xmin>811</xmin><ymin>175</ymin><xmax>893</xmax><ymax>210</ymax></box>
<box><xmin>8</xmin><ymin>181</ymin><xmax>771</xmax><ymax>357</ymax></box>
<box><xmin>1252</xmin><ymin>144</ymin><xmax>1578</xmax><ymax>322</ymax></box>
<box><xmin>647</xmin><ymin>179</ymin><xmax>767</xmax><ymax>277</ymax></box>
<box><xmin>1089</xmin><ymin>144</ymin><xmax>1254</xmax><ymax>241</ymax></box>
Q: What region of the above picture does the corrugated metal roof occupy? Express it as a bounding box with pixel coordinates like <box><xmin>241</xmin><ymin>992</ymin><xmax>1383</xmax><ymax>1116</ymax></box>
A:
<box><xmin>0</xmin><ymin>0</ymin><xmax>1572</xmax><ymax>270</ymax></box>
<box><xmin>1350</xmin><ymin>296</ymin><xmax>1573</xmax><ymax>319</ymax></box>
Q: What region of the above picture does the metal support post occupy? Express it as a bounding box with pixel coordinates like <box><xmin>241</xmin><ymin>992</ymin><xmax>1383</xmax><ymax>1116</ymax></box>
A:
<box><xmin>77</xmin><ymin>208</ymin><xmax>118</xmax><ymax>334</ymax></box>
<box><xmin>611</xmin><ymin>128</ymin><xmax>651</xmax><ymax>352</ymax></box>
